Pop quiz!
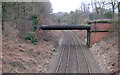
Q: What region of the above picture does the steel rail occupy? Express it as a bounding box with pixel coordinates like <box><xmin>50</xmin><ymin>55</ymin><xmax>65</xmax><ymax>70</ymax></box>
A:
<box><xmin>64</xmin><ymin>31</ymin><xmax>71</xmax><ymax>74</ymax></box>
<box><xmin>67</xmin><ymin>31</ymin><xmax>81</xmax><ymax>74</ymax></box>
<box><xmin>55</xmin><ymin>31</ymin><xmax>66</xmax><ymax>74</ymax></box>
<box><xmin>70</xmin><ymin>31</ymin><xmax>92</xmax><ymax>74</ymax></box>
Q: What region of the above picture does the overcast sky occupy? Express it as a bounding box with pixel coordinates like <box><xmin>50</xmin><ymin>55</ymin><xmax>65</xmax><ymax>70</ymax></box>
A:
<box><xmin>50</xmin><ymin>0</ymin><xmax>90</xmax><ymax>13</ymax></box>
<box><xmin>49</xmin><ymin>0</ymin><xmax>119</xmax><ymax>13</ymax></box>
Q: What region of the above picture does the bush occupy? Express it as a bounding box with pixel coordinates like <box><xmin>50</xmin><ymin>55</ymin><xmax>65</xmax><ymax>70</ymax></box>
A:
<box><xmin>32</xmin><ymin>14</ymin><xmax>38</xmax><ymax>19</ymax></box>
<box><xmin>32</xmin><ymin>14</ymin><xmax>39</xmax><ymax>25</ymax></box>
<box><xmin>25</xmin><ymin>32</ymin><xmax>38</xmax><ymax>44</ymax></box>
<box><xmin>32</xmin><ymin>19</ymin><xmax>39</xmax><ymax>25</ymax></box>
<box><xmin>2</xmin><ymin>19</ymin><xmax>5</xmax><ymax>30</ymax></box>
<box><xmin>32</xmin><ymin>14</ymin><xmax>41</xmax><ymax>31</ymax></box>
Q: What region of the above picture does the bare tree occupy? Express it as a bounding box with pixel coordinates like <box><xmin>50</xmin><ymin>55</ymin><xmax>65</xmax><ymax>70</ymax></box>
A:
<box><xmin>118</xmin><ymin>2</ymin><xmax>120</xmax><ymax>32</ymax></box>
<box><xmin>118</xmin><ymin>2</ymin><xmax>120</xmax><ymax>16</ymax></box>
<box><xmin>80</xmin><ymin>2</ymin><xmax>90</xmax><ymax>13</ymax></box>
<box><xmin>90</xmin><ymin>0</ymin><xmax>119</xmax><ymax>19</ymax></box>
<box><xmin>107</xmin><ymin>0</ymin><xmax>119</xmax><ymax>18</ymax></box>
<box><xmin>95</xmin><ymin>1</ymin><xmax>106</xmax><ymax>14</ymax></box>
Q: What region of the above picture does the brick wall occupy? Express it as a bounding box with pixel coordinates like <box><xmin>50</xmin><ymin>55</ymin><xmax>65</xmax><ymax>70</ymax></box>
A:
<box><xmin>90</xmin><ymin>23</ymin><xmax>113</xmax><ymax>46</ymax></box>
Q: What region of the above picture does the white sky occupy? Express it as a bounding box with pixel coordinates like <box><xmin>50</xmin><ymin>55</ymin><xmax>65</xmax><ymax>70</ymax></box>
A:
<box><xmin>50</xmin><ymin>0</ymin><xmax>119</xmax><ymax>13</ymax></box>
<box><xmin>50</xmin><ymin>0</ymin><xmax>87</xmax><ymax>13</ymax></box>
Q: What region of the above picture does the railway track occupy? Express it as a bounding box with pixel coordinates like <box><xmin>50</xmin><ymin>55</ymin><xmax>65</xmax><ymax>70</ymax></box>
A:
<box><xmin>69</xmin><ymin>31</ymin><xmax>91</xmax><ymax>73</ymax></box>
<box><xmin>54</xmin><ymin>31</ymin><xmax>92</xmax><ymax>74</ymax></box>
<box><xmin>47</xmin><ymin>30</ymin><xmax>103</xmax><ymax>74</ymax></box>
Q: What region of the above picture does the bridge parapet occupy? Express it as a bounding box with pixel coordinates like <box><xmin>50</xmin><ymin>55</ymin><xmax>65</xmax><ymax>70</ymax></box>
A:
<box><xmin>88</xmin><ymin>20</ymin><xmax>113</xmax><ymax>46</ymax></box>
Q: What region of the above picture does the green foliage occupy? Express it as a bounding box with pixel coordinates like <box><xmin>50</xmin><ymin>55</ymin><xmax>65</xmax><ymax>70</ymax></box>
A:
<box><xmin>33</xmin><ymin>19</ymin><xmax>39</xmax><ymax>25</ymax></box>
<box><xmin>9</xmin><ymin>62</ymin><xmax>26</xmax><ymax>70</ymax></box>
<box><xmin>32</xmin><ymin>14</ymin><xmax>38</xmax><ymax>19</ymax></box>
<box><xmin>4</xmin><ymin>34</ymin><xmax>8</xmax><ymax>37</ymax></box>
<box><xmin>2</xmin><ymin>3</ymin><xmax>7</xmax><ymax>14</ymax></box>
<box><xmin>104</xmin><ymin>11</ymin><xmax>113</xmax><ymax>19</ymax></box>
<box><xmin>2</xmin><ymin>3</ymin><xmax>7</xmax><ymax>30</ymax></box>
<box><xmin>25</xmin><ymin>32</ymin><xmax>38</xmax><ymax>44</ymax></box>
<box><xmin>70</xmin><ymin>11</ymin><xmax>74</xmax><ymax>14</ymax></box>
<box><xmin>2</xmin><ymin>19</ymin><xmax>4</xmax><ymax>25</ymax></box>
<box><xmin>32</xmin><ymin>14</ymin><xmax>39</xmax><ymax>26</ymax></box>
<box><xmin>89</xmin><ymin>11</ymin><xmax>113</xmax><ymax>20</ymax></box>
<box><xmin>11</xmin><ymin>68</ymin><xmax>17</xmax><ymax>73</ymax></box>
<box><xmin>27</xmin><ymin>14</ymin><xmax>39</xmax><ymax>44</ymax></box>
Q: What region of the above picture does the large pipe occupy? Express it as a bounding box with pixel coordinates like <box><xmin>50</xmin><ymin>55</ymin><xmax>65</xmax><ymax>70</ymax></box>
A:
<box><xmin>34</xmin><ymin>25</ymin><xmax>91</xmax><ymax>47</ymax></box>
<box><xmin>34</xmin><ymin>25</ymin><xmax>91</xmax><ymax>30</ymax></box>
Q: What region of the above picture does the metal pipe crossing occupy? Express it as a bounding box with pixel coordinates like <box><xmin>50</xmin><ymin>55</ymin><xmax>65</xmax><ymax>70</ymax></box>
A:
<box><xmin>34</xmin><ymin>25</ymin><xmax>91</xmax><ymax>30</ymax></box>
<box><xmin>34</xmin><ymin>25</ymin><xmax>91</xmax><ymax>47</ymax></box>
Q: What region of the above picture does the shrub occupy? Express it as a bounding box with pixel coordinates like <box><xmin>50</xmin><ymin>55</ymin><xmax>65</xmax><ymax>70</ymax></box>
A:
<box><xmin>32</xmin><ymin>14</ymin><xmax>39</xmax><ymax>26</ymax></box>
<box><xmin>2</xmin><ymin>19</ymin><xmax>5</xmax><ymax>30</ymax></box>
<box><xmin>33</xmin><ymin>19</ymin><xmax>39</xmax><ymax>25</ymax></box>
<box><xmin>25</xmin><ymin>32</ymin><xmax>38</xmax><ymax>44</ymax></box>
<box><xmin>32</xmin><ymin>14</ymin><xmax>38</xmax><ymax>19</ymax></box>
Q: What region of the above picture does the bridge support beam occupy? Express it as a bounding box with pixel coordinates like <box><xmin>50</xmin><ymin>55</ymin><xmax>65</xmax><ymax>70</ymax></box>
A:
<box><xmin>87</xmin><ymin>30</ymin><xmax>91</xmax><ymax>47</ymax></box>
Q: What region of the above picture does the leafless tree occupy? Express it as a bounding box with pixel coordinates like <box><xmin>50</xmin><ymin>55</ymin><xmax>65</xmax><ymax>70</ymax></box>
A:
<box><xmin>90</xmin><ymin>0</ymin><xmax>119</xmax><ymax>18</ymax></box>
<box><xmin>118</xmin><ymin>2</ymin><xmax>120</xmax><ymax>32</ymax></box>
<box><xmin>107</xmin><ymin>0</ymin><xmax>119</xmax><ymax>18</ymax></box>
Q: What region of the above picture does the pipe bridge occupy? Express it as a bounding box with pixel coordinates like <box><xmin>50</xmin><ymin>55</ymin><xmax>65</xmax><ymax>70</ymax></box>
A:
<box><xmin>35</xmin><ymin>25</ymin><xmax>91</xmax><ymax>47</ymax></box>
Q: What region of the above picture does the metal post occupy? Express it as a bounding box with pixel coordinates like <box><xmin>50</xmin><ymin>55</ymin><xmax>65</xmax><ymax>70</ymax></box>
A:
<box><xmin>87</xmin><ymin>30</ymin><xmax>91</xmax><ymax>47</ymax></box>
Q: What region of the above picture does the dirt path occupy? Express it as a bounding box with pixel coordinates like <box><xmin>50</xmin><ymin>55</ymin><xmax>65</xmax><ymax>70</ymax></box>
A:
<box><xmin>47</xmin><ymin>31</ymin><xmax>104</xmax><ymax>73</ymax></box>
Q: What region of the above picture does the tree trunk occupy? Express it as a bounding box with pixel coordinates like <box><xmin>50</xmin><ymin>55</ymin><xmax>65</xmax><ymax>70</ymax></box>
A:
<box><xmin>118</xmin><ymin>2</ymin><xmax>120</xmax><ymax>32</ymax></box>
<box><xmin>118</xmin><ymin>2</ymin><xmax>120</xmax><ymax>19</ymax></box>
<box><xmin>118</xmin><ymin>2</ymin><xmax>120</xmax><ymax>71</ymax></box>
<box><xmin>112</xmin><ymin>2</ymin><xmax>115</xmax><ymax>19</ymax></box>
